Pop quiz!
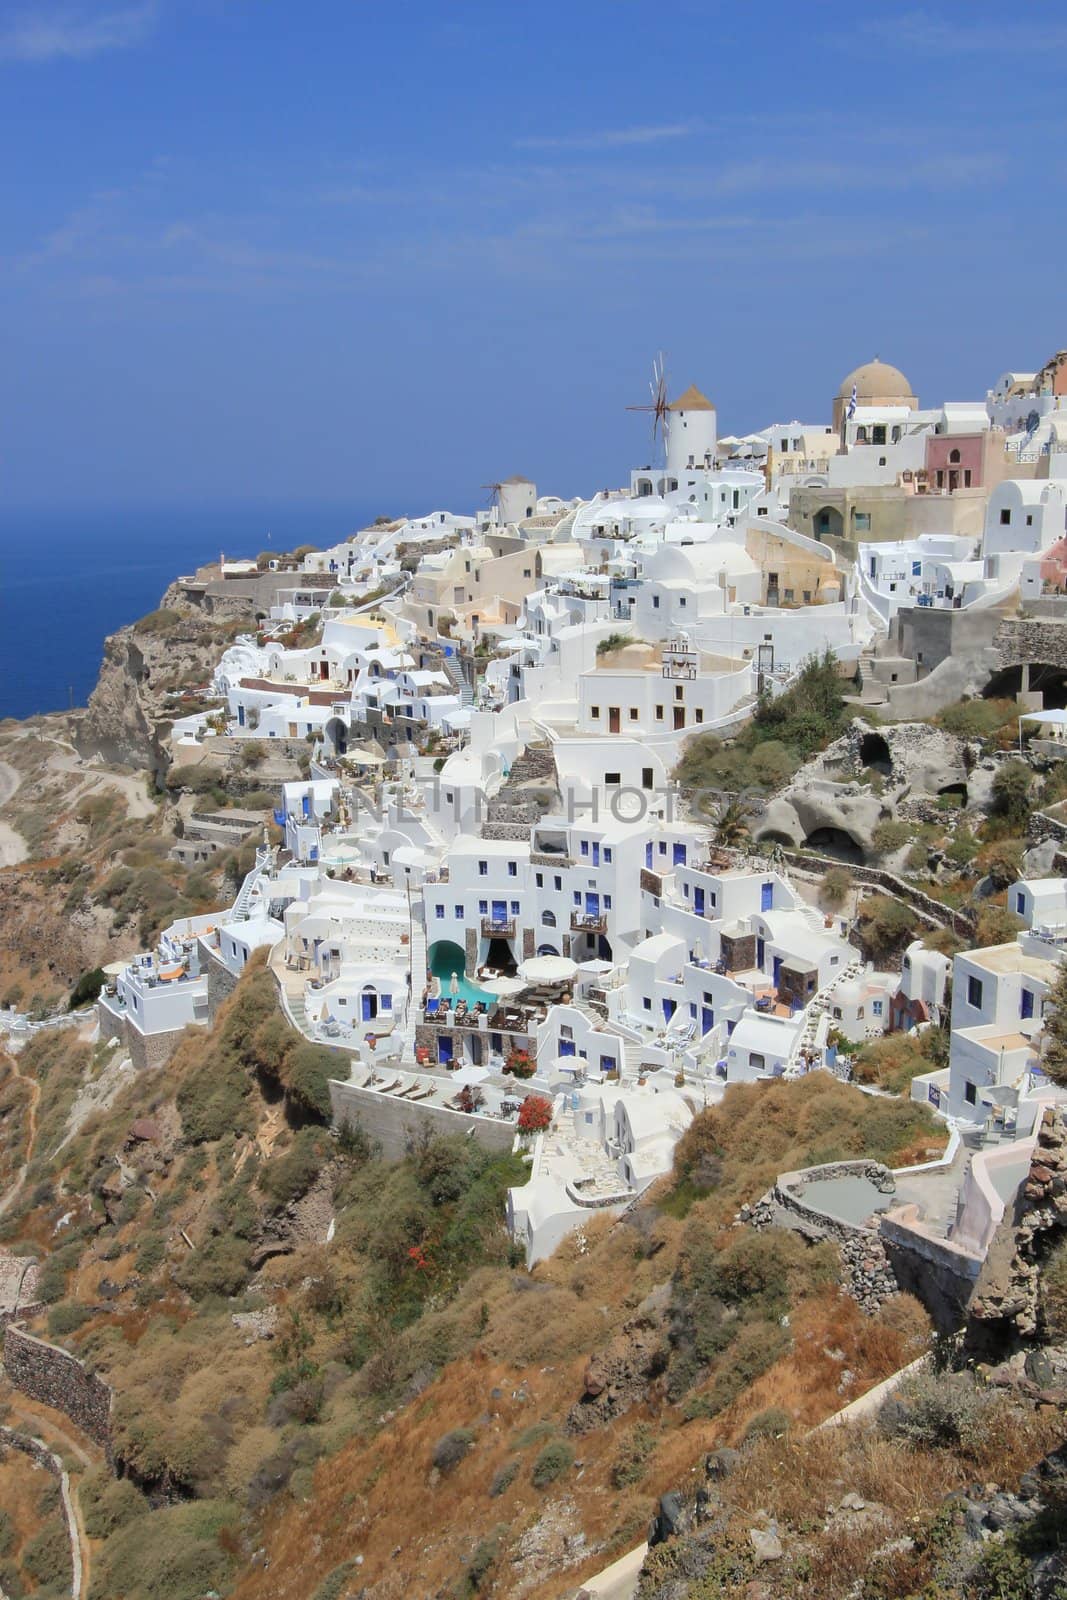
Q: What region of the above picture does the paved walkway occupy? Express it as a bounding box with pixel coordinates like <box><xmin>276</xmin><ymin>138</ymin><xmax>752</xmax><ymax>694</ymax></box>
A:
<box><xmin>891</xmin><ymin>1137</ymin><xmax>970</xmax><ymax>1238</ymax></box>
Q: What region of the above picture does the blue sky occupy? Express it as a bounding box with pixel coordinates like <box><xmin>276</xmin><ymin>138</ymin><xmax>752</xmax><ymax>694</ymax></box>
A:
<box><xmin>1</xmin><ymin>0</ymin><xmax>1065</xmax><ymax>512</ymax></box>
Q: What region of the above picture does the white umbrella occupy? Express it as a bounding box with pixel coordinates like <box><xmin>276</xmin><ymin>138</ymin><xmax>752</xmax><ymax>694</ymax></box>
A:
<box><xmin>481</xmin><ymin>974</ymin><xmax>527</xmax><ymax>997</ymax></box>
<box><xmin>449</xmin><ymin>971</ymin><xmax>460</xmax><ymax>999</ymax></box>
<box><xmin>518</xmin><ymin>955</ymin><xmax>578</xmax><ymax>985</ymax></box>
<box><xmin>452</xmin><ymin>1064</ymin><xmax>490</xmax><ymax>1086</ymax></box>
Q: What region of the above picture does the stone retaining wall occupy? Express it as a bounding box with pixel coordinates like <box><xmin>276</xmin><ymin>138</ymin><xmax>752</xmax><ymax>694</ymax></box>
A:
<box><xmin>329</xmin><ymin>1080</ymin><xmax>517</xmax><ymax>1162</ymax></box>
<box><xmin>995</xmin><ymin>617</ymin><xmax>1067</xmax><ymax>672</ymax></box>
<box><xmin>745</xmin><ymin>1160</ymin><xmax>899</xmax><ymax>1312</ymax></box>
<box><xmin>2</xmin><ymin>1324</ymin><xmax>113</xmax><ymax>1451</ymax></box>
<box><xmin>777</xmin><ymin>848</ymin><xmax>977</xmax><ymax>936</ymax></box>
<box><xmin>879</xmin><ymin>1211</ymin><xmax>983</xmax><ymax>1334</ymax></box>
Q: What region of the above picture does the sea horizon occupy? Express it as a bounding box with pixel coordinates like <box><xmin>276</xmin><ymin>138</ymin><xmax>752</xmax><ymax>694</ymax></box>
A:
<box><xmin>0</xmin><ymin>500</ymin><xmax>383</xmax><ymax>721</ymax></box>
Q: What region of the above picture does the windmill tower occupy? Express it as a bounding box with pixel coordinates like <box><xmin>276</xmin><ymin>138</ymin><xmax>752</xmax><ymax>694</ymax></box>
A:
<box><xmin>665</xmin><ymin>384</ymin><xmax>717</xmax><ymax>479</ymax></box>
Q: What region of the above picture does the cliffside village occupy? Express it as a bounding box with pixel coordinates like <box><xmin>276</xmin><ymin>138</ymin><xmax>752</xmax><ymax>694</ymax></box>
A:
<box><xmin>91</xmin><ymin>351</ymin><xmax>1067</xmax><ymax>1280</ymax></box>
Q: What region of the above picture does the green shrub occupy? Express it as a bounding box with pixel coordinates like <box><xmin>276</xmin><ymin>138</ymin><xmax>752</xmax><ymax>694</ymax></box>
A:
<box><xmin>134</xmin><ymin>1233</ymin><xmax>167</xmax><ymax>1276</ymax></box>
<box><xmin>134</xmin><ymin>607</ymin><xmax>182</xmax><ymax>635</ymax></box>
<box><xmin>489</xmin><ymin>1459</ymin><xmax>519</xmax><ymax>1497</ymax></box>
<box><xmin>990</xmin><ymin>760</ymin><xmax>1032</xmax><ymax>832</ymax></box>
<box><xmin>974</xmin><ymin>904</ymin><xmax>1025</xmax><ymax>948</ymax></box>
<box><xmin>312</xmin><ymin>1561</ymin><xmax>363</xmax><ymax>1600</ymax></box>
<box><xmin>91</xmin><ymin>1500</ymin><xmax>240</xmax><ymax>1600</ymax></box>
<box><xmin>47</xmin><ymin>1302</ymin><xmax>91</xmax><ymax>1338</ymax></box>
<box><xmin>432</xmin><ymin>1428</ymin><xmax>475</xmax><ymax>1475</ymax></box>
<box><xmin>21</xmin><ymin>1522</ymin><xmax>69</xmax><ymax>1586</ymax></box>
<box><xmin>531</xmin><ymin>1439</ymin><xmax>574</xmax><ymax>1488</ymax></box>
<box><xmin>742</xmin><ymin>1406</ymin><xmax>792</xmax><ymax>1443</ymax></box>
<box><xmin>879</xmin><ymin>1371</ymin><xmax>994</xmax><ymax>1454</ymax></box>
<box><xmin>175</xmin><ymin>1234</ymin><xmax>249</xmax><ymax>1300</ymax></box>
<box><xmin>285</xmin><ymin>1044</ymin><xmax>337</xmax><ymax>1122</ymax></box>
<box><xmin>69</xmin><ymin>967</ymin><xmax>106</xmax><ymax>1010</ymax></box>
<box><xmin>936</xmin><ymin>697</ymin><xmax>1017</xmax><ymax>740</ymax></box>
<box><xmin>80</xmin><ymin>1467</ymin><xmax>147</xmax><ymax>1539</ymax></box>
<box><xmin>857</xmin><ymin>895</ymin><xmax>919</xmax><ymax>963</ymax></box>
<box><xmin>820</xmin><ymin>866</ymin><xmax>852</xmax><ymax>909</ymax></box>
<box><xmin>872</xmin><ymin>820</ymin><xmax>911</xmax><ymax>854</ymax></box>
<box><xmin>258</xmin><ymin>1129</ymin><xmax>327</xmax><ymax>1208</ymax></box>
<box><xmin>852</xmin><ymin>1027</ymin><xmax>948</xmax><ymax>1095</ymax></box>
<box><xmin>610</xmin><ymin>1422</ymin><xmax>655</xmax><ymax>1488</ymax></box>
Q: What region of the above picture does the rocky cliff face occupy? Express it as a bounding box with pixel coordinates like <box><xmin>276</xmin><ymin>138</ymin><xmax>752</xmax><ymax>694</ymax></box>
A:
<box><xmin>965</xmin><ymin>1106</ymin><xmax>1067</xmax><ymax>1362</ymax></box>
<box><xmin>76</xmin><ymin>583</ymin><xmax>249</xmax><ymax>773</ymax></box>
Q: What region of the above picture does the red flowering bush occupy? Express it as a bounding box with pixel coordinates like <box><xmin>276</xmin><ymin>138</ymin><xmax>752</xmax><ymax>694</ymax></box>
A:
<box><xmin>517</xmin><ymin>1095</ymin><xmax>553</xmax><ymax>1134</ymax></box>
<box><xmin>504</xmin><ymin>1048</ymin><xmax>535</xmax><ymax>1079</ymax></box>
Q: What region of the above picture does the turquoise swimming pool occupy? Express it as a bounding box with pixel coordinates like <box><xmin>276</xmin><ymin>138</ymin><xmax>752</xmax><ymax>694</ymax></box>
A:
<box><xmin>427</xmin><ymin>940</ymin><xmax>493</xmax><ymax>1008</ymax></box>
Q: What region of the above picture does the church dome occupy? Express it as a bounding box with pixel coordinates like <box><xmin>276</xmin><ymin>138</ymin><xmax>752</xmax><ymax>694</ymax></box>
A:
<box><xmin>837</xmin><ymin>359</ymin><xmax>914</xmax><ymax>402</ymax></box>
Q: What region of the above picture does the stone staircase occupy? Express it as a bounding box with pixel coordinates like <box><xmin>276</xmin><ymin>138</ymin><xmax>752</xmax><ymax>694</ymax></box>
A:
<box><xmin>441</xmin><ymin>653</ymin><xmax>475</xmax><ymax>706</ymax></box>
<box><xmin>785</xmin><ymin>959</ymin><xmax>865</xmax><ymax>1075</ymax></box>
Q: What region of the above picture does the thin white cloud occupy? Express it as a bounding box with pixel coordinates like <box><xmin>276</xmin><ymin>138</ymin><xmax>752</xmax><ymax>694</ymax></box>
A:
<box><xmin>515</xmin><ymin>121</ymin><xmax>701</xmax><ymax>153</ymax></box>
<box><xmin>0</xmin><ymin>3</ymin><xmax>158</xmax><ymax>62</ymax></box>
<box><xmin>848</xmin><ymin>9</ymin><xmax>1067</xmax><ymax>53</ymax></box>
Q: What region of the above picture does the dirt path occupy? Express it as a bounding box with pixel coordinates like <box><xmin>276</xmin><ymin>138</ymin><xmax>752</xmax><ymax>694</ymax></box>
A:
<box><xmin>0</xmin><ymin>1051</ymin><xmax>40</xmax><ymax>1218</ymax></box>
<box><xmin>2</xmin><ymin>1390</ymin><xmax>98</xmax><ymax>1598</ymax></box>
<box><xmin>44</xmin><ymin>748</ymin><xmax>156</xmax><ymax>820</ymax></box>
<box><xmin>0</xmin><ymin>760</ymin><xmax>28</xmax><ymax>867</ymax></box>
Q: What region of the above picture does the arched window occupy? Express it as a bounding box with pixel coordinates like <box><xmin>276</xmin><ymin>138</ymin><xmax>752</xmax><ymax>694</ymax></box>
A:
<box><xmin>949</xmin><ymin>448</ymin><xmax>961</xmax><ymax>464</ymax></box>
<box><xmin>856</xmin><ymin>426</ymin><xmax>868</xmax><ymax>443</ymax></box>
<box><xmin>541</xmin><ymin>910</ymin><xmax>556</xmax><ymax>927</ymax></box>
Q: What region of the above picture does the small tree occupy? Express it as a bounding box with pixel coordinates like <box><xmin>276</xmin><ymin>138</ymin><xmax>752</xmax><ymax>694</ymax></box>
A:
<box><xmin>990</xmin><ymin>760</ymin><xmax>1032</xmax><ymax>831</ymax></box>
<box><xmin>820</xmin><ymin>865</ymin><xmax>852</xmax><ymax>910</ymax></box>
<box><xmin>973</xmin><ymin>904</ymin><xmax>1025</xmax><ymax>948</ymax></box>
<box><xmin>1041</xmin><ymin>961</ymin><xmax>1067</xmax><ymax>1087</ymax></box>
<box><xmin>517</xmin><ymin>1095</ymin><xmax>553</xmax><ymax>1134</ymax></box>
<box><xmin>857</xmin><ymin>895</ymin><xmax>919</xmax><ymax>963</ymax></box>
<box><xmin>714</xmin><ymin>800</ymin><xmax>750</xmax><ymax>850</ymax></box>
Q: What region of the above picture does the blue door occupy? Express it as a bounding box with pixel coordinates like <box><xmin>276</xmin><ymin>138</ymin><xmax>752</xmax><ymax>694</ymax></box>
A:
<box><xmin>645</xmin><ymin>843</ymin><xmax>653</xmax><ymax>868</ymax></box>
<box><xmin>694</xmin><ymin>886</ymin><xmax>705</xmax><ymax>916</ymax></box>
<box><xmin>701</xmin><ymin>1007</ymin><xmax>714</xmax><ymax>1036</ymax></box>
<box><xmin>302</xmin><ymin>794</ymin><xmax>311</xmax><ymax>818</ymax></box>
<box><xmin>1021</xmin><ymin>988</ymin><xmax>1034</xmax><ymax>1019</ymax></box>
<box><xmin>559</xmin><ymin>1039</ymin><xmax>576</xmax><ymax>1056</ymax></box>
<box><xmin>585</xmin><ymin>893</ymin><xmax>599</xmax><ymax>917</ymax></box>
<box><xmin>237</xmin><ymin>704</ymin><xmax>245</xmax><ymax>727</ymax></box>
<box><xmin>761</xmin><ymin>881</ymin><xmax>774</xmax><ymax>911</ymax></box>
<box><xmin>673</xmin><ymin>844</ymin><xmax>687</xmax><ymax>866</ymax></box>
<box><xmin>361</xmin><ymin>992</ymin><xmax>376</xmax><ymax>1021</ymax></box>
<box><xmin>438</xmin><ymin>1034</ymin><xmax>453</xmax><ymax>1064</ymax></box>
<box><xmin>592</xmin><ymin>844</ymin><xmax>600</xmax><ymax>866</ymax></box>
<box><xmin>662</xmin><ymin>998</ymin><xmax>676</xmax><ymax>1021</ymax></box>
<box><xmin>492</xmin><ymin>900</ymin><xmax>507</xmax><ymax>925</ymax></box>
<box><xmin>756</xmin><ymin>936</ymin><xmax>765</xmax><ymax>968</ymax></box>
<box><xmin>773</xmin><ymin>955</ymin><xmax>783</xmax><ymax>988</ymax></box>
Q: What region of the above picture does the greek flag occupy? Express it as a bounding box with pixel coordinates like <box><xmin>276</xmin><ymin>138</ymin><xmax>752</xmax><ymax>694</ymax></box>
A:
<box><xmin>846</xmin><ymin>383</ymin><xmax>858</xmax><ymax>421</ymax></box>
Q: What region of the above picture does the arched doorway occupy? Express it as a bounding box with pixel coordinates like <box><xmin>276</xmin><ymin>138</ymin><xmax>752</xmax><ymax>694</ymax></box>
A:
<box><xmin>804</xmin><ymin>826</ymin><xmax>865</xmax><ymax>863</ymax></box>
<box><xmin>859</xmin><ymin>732</ymin><xmax>892</xmax><ymax>776</ymax></box>
<box><xmin>813</xmin><ymin>506</ymin><xmax>844</xmax><ymax>542</ymax></box>
<box><xmin>324</xmin><ymin>715</ymin><xmax>348</xmax><ymax>756</ymax></box>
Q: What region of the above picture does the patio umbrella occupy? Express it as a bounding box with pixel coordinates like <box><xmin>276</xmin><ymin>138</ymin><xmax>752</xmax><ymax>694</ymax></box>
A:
<box><xmin>449</xmin><ymin>971</ymin><xmax>460</xmax><ymax>999</ymax></box>
<box><xmin>481</xmin><ymin>974</ymin><xmax>527</xmax><ymax>997</ymax></box>
<box><xmin>452</xmin><ymin>1064</ymin><xmax>490</xmax><ymax>1086</ymax></box>
<box><xmin>518</xmin><ymin>955</ymin><xmax>578</xmax><ymax>985</ymax></box>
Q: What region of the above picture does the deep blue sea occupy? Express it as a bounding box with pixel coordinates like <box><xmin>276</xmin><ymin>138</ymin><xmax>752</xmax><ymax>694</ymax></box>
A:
<box><xmin>0</xmin><ymin>503</ymin><xmax>377</xmax><ymax>720</ymax></box>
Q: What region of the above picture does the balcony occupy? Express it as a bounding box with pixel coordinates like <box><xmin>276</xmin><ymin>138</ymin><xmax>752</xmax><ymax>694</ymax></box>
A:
<box><xmin>531</xmin><ymin>850</ymin><xmax>575</xmax><ymax>869</ymax></box>
<box><xmin>481</xmin><ymin>917</ymin><xmax>516</xmax><ymax>938</ymax></box>
<box><xmin>571</xmin><ymin>911</ymin><xmax>607</xmax><ymax>934</ymax></box>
